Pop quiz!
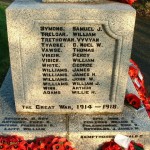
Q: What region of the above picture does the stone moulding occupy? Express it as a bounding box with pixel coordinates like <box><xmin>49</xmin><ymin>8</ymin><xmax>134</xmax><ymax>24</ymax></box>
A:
<box><xmin>6</xmin><ymin>1</ymin><xmax>135</xmax><ymax>113</ymax></box>
<box><xmin>27</xmin><ymin>19</ymin><xmax>123</xmax><ymax>104</ymax></box>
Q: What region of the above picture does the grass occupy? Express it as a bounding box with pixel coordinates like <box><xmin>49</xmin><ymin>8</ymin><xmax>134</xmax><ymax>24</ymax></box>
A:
<box><xmin>0</xmin><ymin>2</ymin><xmax>10</xmax><ymax>87</ymax></box>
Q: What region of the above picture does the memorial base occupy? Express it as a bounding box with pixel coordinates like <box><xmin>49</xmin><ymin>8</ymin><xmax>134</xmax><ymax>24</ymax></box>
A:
<box><xmin>0</xmin><ymin>70</ymin><xmax>67</xmax><ymax>139</ymax></box>
<box><xmin>68</xmin><ymin>106</ymin><xmax>150</xmax><ymax>150</ymax></box>
<box><xmin>0</xmin><ymin>71</ymin><xmax>150</xmax><ymax>149</ymax></box>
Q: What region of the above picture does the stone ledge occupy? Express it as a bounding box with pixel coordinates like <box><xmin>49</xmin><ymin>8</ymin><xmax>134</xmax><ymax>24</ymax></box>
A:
<box><xmin>0</xmin><ymin>70</ymin><xmax>67</xmax><ymax>139</ymax></box>
<box><xmin>1</xmin><ymin>71</ymin><xmax>150</xmax><ymax>149</ymax></box>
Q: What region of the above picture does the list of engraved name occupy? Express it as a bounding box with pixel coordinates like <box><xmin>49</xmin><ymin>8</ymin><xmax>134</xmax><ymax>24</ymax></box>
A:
<box><xmin>40</xmin><ymin>25</ymin><xmax>103</xmax><ymax>95</ymax></box>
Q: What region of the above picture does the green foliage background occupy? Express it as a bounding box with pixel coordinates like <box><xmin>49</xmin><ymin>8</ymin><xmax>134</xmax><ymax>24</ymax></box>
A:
<box><xmin>0</xmin><ymin>3</ymin><xmax>10</xmax><ymax>87</ymax></box>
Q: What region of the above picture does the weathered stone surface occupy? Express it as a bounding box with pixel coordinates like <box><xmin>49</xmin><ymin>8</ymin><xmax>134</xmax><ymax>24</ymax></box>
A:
<box><xmin>68</xmin><ymin>106</ymin><xmax>150</xmax><ymax>150</ymax></box>
<box><xmin>1</xmin><ymin>71</ymin><xmax>150</xmax><ymax>149</ymax></box>
<box><xmin>126</xmin><ymin>77</ymin><xmax>139</xmax><ymax>96</ymax></box>
<box><xmin>68</xmin><ymin>77</ymin><xmax>150</xmax><ymax>149</ymax></box>
<box><xmin>0</xmin><ymin>70</ymin><xmax>67</xmax><ymax>139</ymax></box>
<box><xmin>7</xmin><ymin>0</ymin><xmax>136</xmax><ymax>114</ymax></box>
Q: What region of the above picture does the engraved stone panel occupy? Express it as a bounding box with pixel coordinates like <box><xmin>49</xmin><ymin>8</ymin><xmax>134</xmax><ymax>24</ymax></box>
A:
<box><xmin>69</xmin><ymin>106</ymin><xmax>150</xmax><ymax>150</ymax></box>
<box><xmin>0</xmin><ymin>71</ymin><xmax>67</xmax><ymax>139</ymax></box>
<box><xmin>6</xmin><ymin>0</ymin><xmax>136</xmax><ymax>114</ymax></box>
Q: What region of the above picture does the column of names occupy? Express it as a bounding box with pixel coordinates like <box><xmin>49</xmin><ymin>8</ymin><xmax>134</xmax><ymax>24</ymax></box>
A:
<box><xmin>40</xmin><ymin>25</ymin><xmax>103</xmax><ymax>96</ymax></box>
<box><xmin>40</xmin><ymin>26</ymin><xmax>69</xmax><ymax>95</ymax></box>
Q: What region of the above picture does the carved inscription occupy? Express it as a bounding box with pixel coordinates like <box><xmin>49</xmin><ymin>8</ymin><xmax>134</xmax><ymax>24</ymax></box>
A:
<box><xmin>82</xmin><ymin>116</ymin><xmax>140</xmax><ymax>131</ymax></box>
<box><xmin>80</xmin><ymin>134</ymin><xmax>144</xmax><ymax>139</ymax></box>
<box><xmin>72</xmin><ymin>26</ymin><xmax>101</xmax><ymax>95</ymax></box>
<box><xmin>40</xmin><ymin>25</ymin><xmax>105</xmax><ymax>96</ymax></box>
<box><xmin>28</xmin><ymin>22</ymin><xmax>121</xmax><ymax>113</ymax></box>
<box><xmin>41</xmin><ymin>26</ymin><xmax>69</xmax><ymax>95</ymax></box>
<box><xmin>0</xmin><ymin>117</ymin><xmax>55</xmax><ymax>131</ymax></box>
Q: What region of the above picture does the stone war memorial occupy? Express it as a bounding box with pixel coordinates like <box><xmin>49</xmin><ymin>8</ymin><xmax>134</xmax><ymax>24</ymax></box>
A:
<box><xmin>0</xmin><ymin>0</ymin><xmax>150</xmax><ymax>149</ymax></box>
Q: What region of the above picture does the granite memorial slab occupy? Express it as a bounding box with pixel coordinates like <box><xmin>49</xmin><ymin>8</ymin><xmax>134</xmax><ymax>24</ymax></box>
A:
<box><xmin>0</xmin><ymin>70</ymin><xmax>67</xmax><ymax>139</ymax></box>
<box><xmin>126</xmin><ymin>76</ymin><xmax>139</xmax><ymax>96</ymax></box>
<box><xmin>68</xmin><ymin>106</ymin><xmax>150</xmax><ymax>150</ymax></box>
<box><xmin>3</xmin><ymin>0</ymin><xmax>150</xmax><ymax>149</ymax></box>
<box><xmin>68</xmin><ymin>69</ymin><xmax>150</xmax><ymax>150</ymax></box>
<box><xmin>7</xmin><ymin>0</ymin><xmax>136</xmax><ymax>114</ymax></box>
<box><xmin>1</xmin><ymin>70</ymin><xmax>150</xmax><ymax>148</ymax></box>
